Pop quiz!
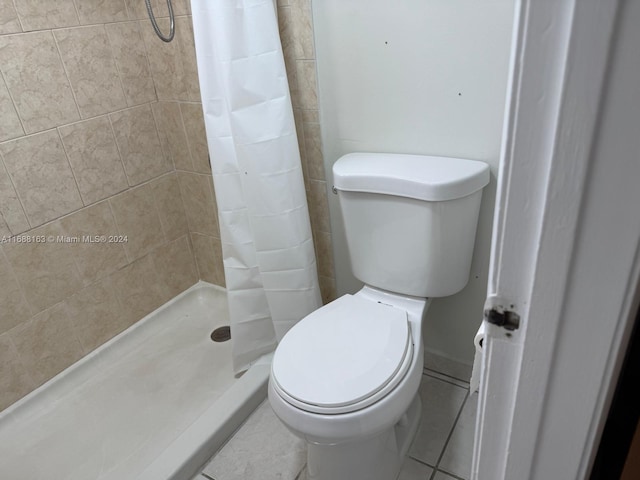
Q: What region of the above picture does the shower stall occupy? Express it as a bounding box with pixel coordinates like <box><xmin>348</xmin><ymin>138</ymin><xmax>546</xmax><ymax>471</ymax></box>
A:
<box><xmin>0</xmin><ymin>0</ymin><xmax>328</xmax><ymax>478</ymax></box>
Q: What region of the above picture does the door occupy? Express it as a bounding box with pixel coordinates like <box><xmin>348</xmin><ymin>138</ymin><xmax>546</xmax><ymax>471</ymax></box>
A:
<box><xmin>473</xmin><ymin>0</ymin><xmax>640</xmax><ymax>479</ymax></box>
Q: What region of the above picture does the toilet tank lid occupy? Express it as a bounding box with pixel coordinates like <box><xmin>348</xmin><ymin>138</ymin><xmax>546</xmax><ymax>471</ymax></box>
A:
<box><xmin>333</xmin><ymin>152</ymin><xmax>490</xmax><ymax>201</ymax></box>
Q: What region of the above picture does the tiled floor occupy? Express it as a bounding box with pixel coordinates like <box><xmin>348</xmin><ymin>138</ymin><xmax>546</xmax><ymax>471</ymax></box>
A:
<box><xmin>196</xmin><ymin>368</ymin><xmax>478</xmax><ymax>480</ymax></box>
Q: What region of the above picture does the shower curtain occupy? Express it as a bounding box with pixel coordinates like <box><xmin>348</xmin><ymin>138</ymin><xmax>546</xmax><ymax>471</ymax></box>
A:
<box><xmin>191</xmin><ymin>0</ymin><xmax>322</xmax><ymax>373</ymax></box>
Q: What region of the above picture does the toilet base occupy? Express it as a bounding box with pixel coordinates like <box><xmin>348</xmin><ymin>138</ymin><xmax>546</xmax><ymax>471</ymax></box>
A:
<box><xmin>305</xmin><ymin>394</ymin><xmax>421</xmax><ymax>480</ymax></box>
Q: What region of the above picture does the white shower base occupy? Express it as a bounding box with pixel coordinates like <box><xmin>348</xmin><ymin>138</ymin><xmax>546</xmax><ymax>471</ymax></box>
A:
<box><xmin>0</xmin><ymin>282</ymin><xmax>270</xmax><ymax>480</ymax></box>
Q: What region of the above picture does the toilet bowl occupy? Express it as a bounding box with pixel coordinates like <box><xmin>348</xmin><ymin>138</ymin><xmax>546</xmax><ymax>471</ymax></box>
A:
<box><xmin>268</xmin><ymin>152</ymin><xmax>490</xmax><ymax>480</ymax></box>
<box><xmin>269</xmin><ymin>286</ymin><xmax>430</xmax><ymax>480</ymax></box>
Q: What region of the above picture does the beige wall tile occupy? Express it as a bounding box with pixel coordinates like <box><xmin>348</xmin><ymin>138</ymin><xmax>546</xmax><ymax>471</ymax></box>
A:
<box><xmin>2</xmin><ymin>222</ymin><xmax>83</xmax><ymax>314</ymax></box>
<box><xmin>0</xmin><ymin>32</ymin><xmax>79</xmax><ymax>133</ymax></box>
<box><xmin>280</xmin><ymin>10</ymin><xmax>300</xmax><ymax>110</ymax></box>
<box><xmin>0</xmin><ymin>0</ymin><xmax>21</xmax><ymax>34</ymax></box>
<box><xmin>9</xmin><ymin>302</ymin><xmax>84</xmax><ymax>386</ymax></box>
<box><xmin>105</xmin><ymin>21</ymin><xmax>156</xmax><ymax>106</ymax></box>
<box><xmin>124</xmin><ymin>0</ymin><xmax>147</xmax><ymax>20</ymax></box>
<box><xmin>0</xmin><ymin>215</ymin><xmax>10</xmax><ymax>238</ymax></box>
<box><xmin>285</xmin><ymin>60</ymin><xmax>301</xmax><ymax>110</ymax></box>
<box><xmin>0</xmin><ymin>333</ymin><xmax>35</xmax><ymax>412</ymax></box>
<box><xmin>292</xmin><ymin>108</ymin><xmax>307</xmax><ymax>178</ymax></box>
<box><xmin>54</xmin><ymin>26</ymin><xmax>127</xmax><ymax>118</ymax></box>
<box><xmin>151</xmin><ymin>102</ymin><xmax>172</xmax><ymax>166</ymax></box>
<box><xmin>291</xmin><ymin>0</ymin><xmax>315</xmax><ymax>60</ymax></box>
<box><xmin>110</xmin><ymin>104</ymin><xmax>171</xmax><ymax>185</ymax></box>
<box><xmin>303</xmin><ymin>122</ymin><xmax>325</xmax><ymax>181</ymax></box>
<box><xmin>300</xmin><ymin>109</ymin><xmax>319</xmax><ymax>123</ymax></box>
<box><xmin>59</xmin><ymin>116</ymin><xmax>128</xmax><ymax>205</ymax></box>
<box><xmin>0</xmin><ymin>130</ymin><xmax>83</xmax><ymax>227</ymax></box>
<box><xmin>175</xmin><ymin>16</ymin><xmax>200</xmax><ymax>102</ymax></box>
<box><xmin>295</xmin><ymin>60</ymin><xmax>318</xmax><ymax>110</ymax></box>
<box><xmin>59</xmin><ymin>201</ymin><xmax>128</xmax><ymax>285</ymax></box>
<box><xmin>151</xmin><ymin>235</ymin><xmax>198</xmax><ymax>298</ymax></box>
<box><xmin>150</xmin><ymin>173</ymin><xmax>189</xmax><ymax>241</ymax></box>
<box><xmin>180</xmin><ymin>102</ymin><xmax>210</xmax><ymax>173</ymax></box>
<box><xmin>143</xmin><ymin>0</ymin><xmax>190</xmax><ymax>18</ymax></box>
<box><xmin>13</xmin><ymin>0</ymin><xmax>78</xmax><ymax>31</ymax></box>
<box><xmin>178</xmin><ymin>172</ymin><xmax>218</xmax><ymax>237</ymax></box>
<box><xmin>0</xmin><ymin>159</ymin><xmax>29</xmax><ymax>235</ymax></box>
<box><xmin>140</xmin><ymin>16</ymin><xmax>198</xmax><ymax>102</ymax></box>
<box><xmin>126</xmin><ymin>0</ymin><xmax>189</xmax><ymax>19</ymax></box>
<box><xmin>307</xmin><ymin>180</ymin><xmax>330</xmax><ymax>233</ymax></box>
<box><xmin>139</xmin><ymin>18</ymin><xmax>185</xmax><ymax>101</ymax></box>
<box><xmin>318</xmin><ymin>274</ymin><xmax>336</xmax><ymax>305</ymax></box>
<box><xmin>109</xmin><ymin>183</ymin><xmax>165</xmax><ymax>261</ymax></box>
<box><xmin>191</xmin><ymin>232</ymin><xmax>225</xmax><ymax>287</ymax></box>
<box><xmin>65</xmin><ymin>277</ymin><xmax>129</xmax><ymax>354</ymax></box>
<box><xmin>0</xmin><ymin>249</ymin><xmax>31</xmax><ymax>335</ymax></box>
<box><xmin>74</xmin><ymin>0</ymin><xmax>128</xmax><ymax>25</ymax></box>
<box><xmin>314</xmin><ymin>230</ymin><xmax>334</xmax><ymax>278</ymax></box>
<box><xmin>110</xmin><ymin>253</ymin><xmax>165</xmax><ymax>321</ymax></box>
<box><xmin>0</xmin><ymin>77</ymin><xmax>23</xmax><ymax>142</ymax></box>
<box><xmin>152</xmin><ymin>101</ymin><xmax>193</xmax><ymax>170</ymax></box>
<box><xmin>173</xmin><ymin>0</ymin><xmax>191</xmax><ymax>16</ymax></box>
<box><xmin>278</xmin><ymin>6</ymin><xmax>295</xmax><ymax>64</ymax></box>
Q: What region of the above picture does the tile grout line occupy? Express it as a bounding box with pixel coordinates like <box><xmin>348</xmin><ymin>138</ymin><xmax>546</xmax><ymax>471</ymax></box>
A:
<box><xmin>295</xmin><ymin>463</ymin><xmax>307</xmax><ymax>480</ymax></box>
<box><xmin>0</xmin><ymin>68</ymin><xmax>27</xmax><ymax>138</ymax></box>
<box><xmin>0</xmin><ymin>150</ymin><xmax>32</xmax><ymax>232</ymax></box>
<box><xmin>177</xmin><ymin>102</ymin><xmax>197</xmax><ymax>171</ymax></box>
<box><xmin>103</xmin><ymin>22</ymin><xmax>130</xmax><ymax>108</ymax></box>
<box><xmin>436</xmin><ymin>470</ymin><xmax>467</xmax><ymax>480</ymax></box>
<box><xmin>55</xmin><ymin>127</ymin><xmax>85</xmax><ymax>208</ymax></box>
<box><xmin>196</xmin><ymin>371</ymin><xmax>474</xmax><ymax>480</ymax></box>
<box><xmin>406</xmin><ymin>452</ymin><xmax>436</xmax><ymax>469</ymax></box>
<box><xmin>423</xmin><ymin>367</ymin><xmax>470</xmax><ymax>386</ymax></box>
<box><xmin>431</xmin><ymin>389</ymin><xmax>470</xmax><ymax>479</ymax></box>
<box><xmin>51</xmin><ymin>30</ymin><xmax>83</xmax><ymax>120</ymax></box>
<box><xmin>9</xmin><ymin>0</ymin><xmax>25</xmax><ymax>33</ymax></box>
<box><xmin>422</xmin><ymin>370</ymin><xmax>470</xmax><ymax>389</ymax></box>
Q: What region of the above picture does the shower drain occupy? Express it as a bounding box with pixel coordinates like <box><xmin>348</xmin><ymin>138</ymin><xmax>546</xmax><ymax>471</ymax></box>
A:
<box><xmin>211</xmin><ymin>326</ymin><xmax>231</xmax><ymax>342</ymax></box>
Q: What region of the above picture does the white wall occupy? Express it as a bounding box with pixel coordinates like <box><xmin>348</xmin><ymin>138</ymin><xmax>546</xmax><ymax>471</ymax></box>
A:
<box><xmin>312</xmin><ymin>0</ymin><xmax>514</xmax><ymax>365</ymax></box>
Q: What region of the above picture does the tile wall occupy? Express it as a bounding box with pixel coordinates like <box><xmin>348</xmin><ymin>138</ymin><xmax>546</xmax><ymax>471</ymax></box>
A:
<box><xmin>0</xmin><ymin>0</ymin><xmax>214</xmax><ymax>412</ymax></box>
<box><xmin>276</xmin><ymin>0</ymin><xmax>337</xmax><ymax>304</ymax></box>
<box><xmin>0</xmin><ymin>0</ymin><xmax>336</xmax><ymax>412</ymax></box>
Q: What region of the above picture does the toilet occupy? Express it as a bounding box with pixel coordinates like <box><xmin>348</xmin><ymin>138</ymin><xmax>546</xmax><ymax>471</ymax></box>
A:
<box><xmin>268</xmin><ymin>152</ymin><xmax>490</xmax><ymax>480</ymax></box>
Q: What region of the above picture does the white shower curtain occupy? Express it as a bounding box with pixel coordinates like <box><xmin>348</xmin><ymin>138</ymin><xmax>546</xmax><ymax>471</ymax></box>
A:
<box><xmin>191</xmin><ymin>0</ymin><xmax>322</xmax><ymax>373</ymax></box>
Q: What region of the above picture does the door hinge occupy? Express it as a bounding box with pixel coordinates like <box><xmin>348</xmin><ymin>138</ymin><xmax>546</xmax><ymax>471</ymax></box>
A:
<box><xmin>483</xmin><ymin>295</ymin><xmax>520</xmax><ymax>331</ymax></box>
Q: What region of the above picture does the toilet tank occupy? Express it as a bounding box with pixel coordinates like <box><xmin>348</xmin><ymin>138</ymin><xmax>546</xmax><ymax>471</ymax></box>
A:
<box><xmin>333</xmin><ymin>153</ymin><xmax>490</xmax><ymax>298</ymax></box>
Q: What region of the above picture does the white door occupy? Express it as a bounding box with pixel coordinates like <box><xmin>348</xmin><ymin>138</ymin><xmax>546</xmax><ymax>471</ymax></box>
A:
<box><xmin>473</xmin><ymin>0</ymin><xmax>640</xmax><ymax>479</ymax></box>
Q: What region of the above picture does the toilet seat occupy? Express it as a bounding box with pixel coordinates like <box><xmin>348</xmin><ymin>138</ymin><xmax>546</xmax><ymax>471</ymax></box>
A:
<box><xmin>271</xmin><ymin>295</ymin><xmax>413</xmax><ymax>415</ymax></box>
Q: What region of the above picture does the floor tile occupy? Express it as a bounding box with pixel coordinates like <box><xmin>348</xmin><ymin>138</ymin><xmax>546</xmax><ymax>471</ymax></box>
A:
<box><xmin>408</xmin><ymin>376</ymin><xmax>468</xmax><ymax>466</ymax></box>
<box><xmin>433</xmin><ymin>471</ymin><xmax>462</xmax><ymax>480</ymax></box>
<box><xmin>201</xmin><ymin>365</ymin><xmax>475</xmax><ymax>480</ymax></box>
<box><xmin>295</xmin><ymin>458</ymin><xmax>434</xmax><ymax>480</ymax></box>
<box><xmin>423</xmin><ymin>351</ymin><xmax>472</xmax><ymax>383</ymax></box>
<box><xmin>423</xmin><ymin>369</ymin><xmax>470</xmax><ymax>390</ymax></box>
<box><xmin>398</xmin><ymin>457</ymin><xmax>434</xmax><ymax>480</ymax></box>
<box><xmin>438</xmin><ymin>392</ymin><xmax>478</xmax><ymax>479</ymax></box>
<box><xmin>202</xmin><ymin>401</ymin><xmax>306</xmax><ymax>480</ymax></box>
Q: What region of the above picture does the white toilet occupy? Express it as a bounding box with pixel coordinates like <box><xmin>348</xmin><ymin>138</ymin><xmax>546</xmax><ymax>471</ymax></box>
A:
<box><xmin>268</xmin><ymin>152</ymin><xmax>490</xmax><ymax>480</ymax></box>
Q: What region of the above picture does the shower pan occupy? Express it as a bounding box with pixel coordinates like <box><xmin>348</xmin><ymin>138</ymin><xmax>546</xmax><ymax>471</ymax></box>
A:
<box><xmin>0</xmin><ymin>283</ymin><xmax>270</xmax><ymax>480</ymax></box>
